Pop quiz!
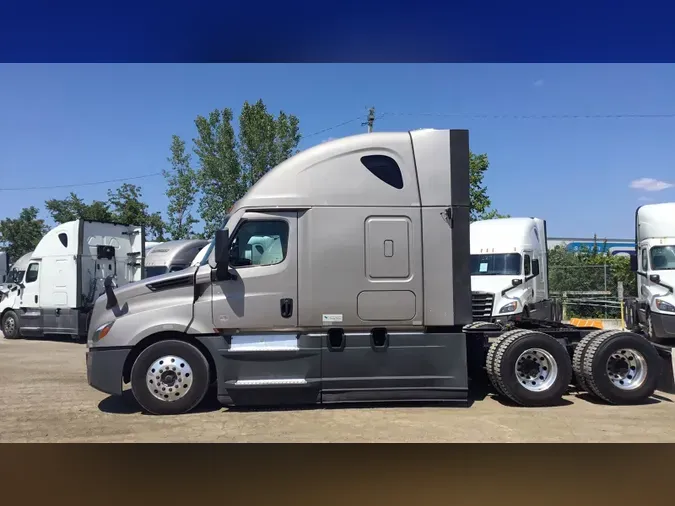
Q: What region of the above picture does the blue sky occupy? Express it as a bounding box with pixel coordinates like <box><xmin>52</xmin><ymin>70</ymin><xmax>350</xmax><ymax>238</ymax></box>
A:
<box><xmin>1</xmin><ymin>63</ymin><xmax>674</xmax><ymax>239</ymax></box>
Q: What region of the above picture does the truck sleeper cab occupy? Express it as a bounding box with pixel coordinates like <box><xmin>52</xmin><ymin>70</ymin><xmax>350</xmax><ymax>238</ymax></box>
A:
<box><xmin>1</xmin><ymin>221</ymin><xmax>144</xmax><ymax>340</ymax></box>
<box><xmin>86</xmin><ymin>129</ymin><xmax>666</xmax><ymax>416</ymax></box>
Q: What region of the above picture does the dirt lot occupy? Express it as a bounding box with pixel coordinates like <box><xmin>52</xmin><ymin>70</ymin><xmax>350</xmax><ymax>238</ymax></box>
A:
<box><xmin>2</xmin><ymin>336</ymin><xmax>675</xmax><ymax>443</ymax></box>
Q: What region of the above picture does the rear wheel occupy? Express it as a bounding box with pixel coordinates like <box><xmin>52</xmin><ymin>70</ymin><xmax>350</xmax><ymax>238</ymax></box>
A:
<box><xmin>130</xmin><ymin>339</ymin><xmax>210</xmax><ymax>415</ymax></box>
<box><xmin>492</xmin><ymin>330</ymin><xmax>573</xmax><ymax>406</ymax></box>
<box><xmin>486</xmin><ymin>329</ymin><xmax>532</xmax><ymax>397</ymax></box>
<box><xmin>2</xmin><ymin>310</ymin><xmax>20</xmax><ymax>339</ymax></box>
<box><xmin>581</xmin><ymin>331</ymin><xmax>660</xmax><ymax>405</ymax></box>
<box><xmin>571</xmin><ymin>329</ymin><xmax>610</xmax><ymax>393</ymax></box>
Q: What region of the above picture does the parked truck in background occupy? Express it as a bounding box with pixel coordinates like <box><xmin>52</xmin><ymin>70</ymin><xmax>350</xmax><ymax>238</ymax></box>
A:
<box><xmin>470</xmin><ymin>217</ymin><xmax>562</xmax><ymax>324</ymax></box>
<box><xmin>85</xmin><ymin>129</ymin><xmax>665</xmax><ymax>416</ymax></box>
<box><xmin>625</xmin><ymin>202</ymin><xmax>675</xmax><ymax>342</ymax></box>
<box><xmin>0</xmin><ymin>251</ymin><xmax>8</xmax><ymax>283</ymax></box>
<box><xmin>1</xmin><ymin>220</ymin><xmax>145</xmax><ymax>340</ymax></box>
<box><xmin>144</xmin><ymin>239</ymin><xmax>210</xmax><ymax>278</ymax></box>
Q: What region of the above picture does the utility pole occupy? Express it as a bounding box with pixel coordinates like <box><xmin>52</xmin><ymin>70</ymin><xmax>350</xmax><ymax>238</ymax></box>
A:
<box><xmin>363</xmin><ymin>107</ymin><xmax>375</xmax><ymax>133</ymax></box>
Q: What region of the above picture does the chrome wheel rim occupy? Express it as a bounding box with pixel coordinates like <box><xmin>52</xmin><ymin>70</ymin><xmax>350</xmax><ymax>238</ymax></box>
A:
<box><xmin>146</xmin><ymin>355</ymin><xmax>194</xmax><ymax>402</ymax></box>
<box><xmin>515</xmin><ymin>347</ymin><xmax>559</xmax><ymax>392</ymax></box>
<box><xmin>4</xmin><ymin>316</ymin><xmax>15</xmax><ymax>334</ymax></box>
<box><xmin>606</xmin><ymin>348</ymin><xmax>647</xmax><ymax>391</ymax></box>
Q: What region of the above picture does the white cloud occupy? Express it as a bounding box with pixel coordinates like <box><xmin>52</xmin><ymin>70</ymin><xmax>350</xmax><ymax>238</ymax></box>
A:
<box><xmin>533</xmin><ymin>79</ymin><xmax>544</xmax><ymax>87</ymax></box>
<box><xmin>629</xmin><ymin>178</ymin><xmax>673</xmax><ymax>192</ymax></box>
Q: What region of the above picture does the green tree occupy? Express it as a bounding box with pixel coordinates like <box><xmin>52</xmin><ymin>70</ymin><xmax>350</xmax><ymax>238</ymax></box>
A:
<box><xmin>107</xmin><ymin>183</ymin><xmax>166</xmax><ymax>240</ymax></box>
<box><xmin>45</xmin><ymin>192</ymin><xmax>113</xmax><ymax>224</ymax></box>
<box><xmin>469</xmin><ymin>152</ymin><xmax>508</xmax><ymax>221</ymax></box>
<box><xmin>164</xmin><ymin>135</ymin><xmax>199</xmax><ymax>240</ymax></box>
<box><xmin>0</xmin><ymin>207</ymin><xmax>48</xmax><ymax>262</ymax></box>
<box><xmin>192</xmin><ymin>100</ymin><xmax>300</xmax><ymax>237</ymax></box>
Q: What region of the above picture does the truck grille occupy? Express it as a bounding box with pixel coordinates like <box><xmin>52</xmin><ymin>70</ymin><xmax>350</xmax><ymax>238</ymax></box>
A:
<box><xmin>472</xmin><ymin>291</ymin><xmax>494</xmax><ymax>321</ymax></box>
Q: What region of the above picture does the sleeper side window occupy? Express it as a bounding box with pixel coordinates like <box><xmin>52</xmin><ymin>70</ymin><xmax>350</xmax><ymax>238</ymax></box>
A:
<box><xmin>25</xmin><ymin>263</ymin><xmax>39</xmax><ymax>283</ymax></box>
<box><xmin>229</xmin><ymin>220</ymin><xmax>289</xmax><ymax>267</ymax></box>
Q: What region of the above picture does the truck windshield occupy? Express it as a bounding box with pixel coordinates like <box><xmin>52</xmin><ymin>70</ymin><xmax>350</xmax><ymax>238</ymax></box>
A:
<box><xmin>146</xmin><ymin>266</ymin><xmax>168</xmax><ymax>278</ymax></box>
<box><xmin>650</xmin><ymin>245</ymin><xmax>675</xmax><ymax>271</ymax></box>
<box><xmin>471</xmin><ymin>253</ymin><xmax>522</xmax><ymax>276</ymax></box>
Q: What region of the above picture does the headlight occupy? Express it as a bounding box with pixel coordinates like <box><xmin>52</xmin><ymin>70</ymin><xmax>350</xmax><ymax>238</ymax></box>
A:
<box><xmin>655</xmin><ymin>299</ymin><xmax>675</xmax><ymax>313</ymax></box>
<box><xmin>93</xmin><ymin>321</ymin><xmax>115</xmax><ymax>342</ymax></box>
<box><xmin>499</xmin><ymin>301</ymin><xmax>518</xmax><ymax>314</ymax></box>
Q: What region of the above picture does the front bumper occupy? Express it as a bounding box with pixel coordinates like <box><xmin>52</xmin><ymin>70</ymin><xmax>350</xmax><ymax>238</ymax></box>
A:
<box><xmin>86</xmin><ymin>347</ymin><xmax>132</xmax><ymax>396</ymax></box>
<box><xmin>651</xmin><ymin>312</ymin><xmax>675</xmax><ymax>339</ymax></box>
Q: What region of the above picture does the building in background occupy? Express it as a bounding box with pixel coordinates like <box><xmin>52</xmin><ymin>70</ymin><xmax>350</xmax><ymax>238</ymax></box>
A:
<box><xmin>548</xmin><ymin>237</ymin><xmax>635</xmax><ymax>257</ymax></box>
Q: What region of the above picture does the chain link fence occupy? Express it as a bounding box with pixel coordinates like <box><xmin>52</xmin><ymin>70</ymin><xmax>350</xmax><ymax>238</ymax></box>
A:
<box><xmin>549</xmin><ymin>264</ymin><xmax>634</xmax><ymax>319</ymax></box>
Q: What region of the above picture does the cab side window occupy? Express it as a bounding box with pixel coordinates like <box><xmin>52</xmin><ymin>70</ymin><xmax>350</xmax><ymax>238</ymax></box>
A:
<box><xmin>25</xmin><ymin>263</ymin><xmax>39</xmax><ymax>283</ymax></box>
<box><xmin>523</xmin><ymin>254</ymin><xmax>531</xmax><ymax>276</ymax></box>
<box><xmin>641</xmin><ymin>248</ymin><xmax>649</xmax><ymax>271</ymax></box>
<box><xmin>229</xmin><ymin>220</ymin><xmax>289</xmax><ymax>267</ymax></box>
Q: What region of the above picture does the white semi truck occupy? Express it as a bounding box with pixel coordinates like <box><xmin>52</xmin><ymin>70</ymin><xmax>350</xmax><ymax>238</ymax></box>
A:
<box><xmin>0</xmin><ymin>220</ymin><xmax>145</xmax><ymax>340</ymax></box>
<box><xmin>625</xmin><ymin>202</ymin><xmax>675</xmax><ymax>342</ymax></box>
<box><xmin>470</xmin><ymin>217</ymin><xmax>561</xmax><ymax>324</ymax></box>
<box><xmin>85</xmin><ymin>129</ymin><xmax>667</xmax><ymax>415</ymax></box>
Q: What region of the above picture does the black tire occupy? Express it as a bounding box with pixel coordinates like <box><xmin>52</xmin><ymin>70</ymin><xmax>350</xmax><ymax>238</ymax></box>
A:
<box><xmin>486</xmin><ymin>329</ymin><xmax>531</xmax><ymax>396</ymax></box>
<box><xmin>2</xmin><ymin>310</ymin><xmax>20</xmax><ymax>339</ymax></box>
<box><xmin>464</xmin><ymin>321</ymin><xmax>502</xmax><ymax>331</ymax></box>
<box><xmin>493</xmin><ymin>330</ymin><xmax>573</xmax><ymax>407</ymax></box>
<box><xmin>581</xmin><ymin>330</ymin><xmax>660</xmax><ymax>405</ymax></box>
<box><xmin>130</xmin><ymin>339</ymin><xmax>211</xmax><ymax>415</ymax></box>
<box><xmin>571</xmin><ymin>329</ymin><xmax>611</xmax><ymax>394</ymax></box>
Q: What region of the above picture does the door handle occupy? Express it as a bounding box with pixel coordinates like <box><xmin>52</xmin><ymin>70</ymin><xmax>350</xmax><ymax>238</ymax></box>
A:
<box><xmin>35</xmin><ymin>295</ymin><xmax>38</xmax><ymax>304</ymax></box>
<box><xmin>280</xmin><ymin>298</ymin><xmax>293</xmax><ymax>318</ymax></box>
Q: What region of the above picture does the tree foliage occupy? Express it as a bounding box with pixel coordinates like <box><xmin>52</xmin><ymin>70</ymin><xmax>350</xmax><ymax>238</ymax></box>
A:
<box><xmin>0</xmin><ymin>207</ymin><xmax>48</xmax><ymax>262</ymax></box>
<box><xmin>164</xmin><ymin>135</ymin><xmax>198</xmax><ymax>240</ymax></box>
<box><xmin>469</xmin><ymin>152</ymin><xmax>508</xmax><ymax>221</ymax></box>
<box><xmin>45</xmin><ymin>192</ymin><xmax>113</xmax><ymax>224</ymax></box>
<box><xmin>548</xmin><ymin>237</ymin><xmax>636</xmax><ymax>318</ymax></box>
<box><xmin>107</xmin><ymin>183</ymin><xmax>166</xmax><ymax>240</ymax></box>
<box><xmin>192</xmin><ymin>99</ymin><xmax>301</xmax><ymax>237</ymax></box>
<box><xmin>43</xmin><ymin>185</ymin><xmax>166</xmax><ymax>241</ymax></box>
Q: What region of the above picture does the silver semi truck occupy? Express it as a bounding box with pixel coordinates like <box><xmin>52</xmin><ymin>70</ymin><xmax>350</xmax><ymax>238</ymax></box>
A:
<box><xmin>86</xmin><ymin>129</ymin><xmax>666</xmax><ymax>415</ymax></box>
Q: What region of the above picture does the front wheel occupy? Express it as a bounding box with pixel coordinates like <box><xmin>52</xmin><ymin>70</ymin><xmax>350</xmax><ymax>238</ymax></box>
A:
<box><xmin>130</xmin><ymin>339</ymin><xmax>211</xmax><ymax>415</ymax></box>
<box><xmin>2</xmin><ymin>310</ymin><xmax>20</xmax><ymax>339</ymax></box>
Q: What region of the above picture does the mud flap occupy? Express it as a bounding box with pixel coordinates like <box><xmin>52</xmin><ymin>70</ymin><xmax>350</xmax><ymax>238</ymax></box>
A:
<box><xmin>654</xmin><ymin>344</ymin><xmax>675</xmax><ymax>394</ymax></box>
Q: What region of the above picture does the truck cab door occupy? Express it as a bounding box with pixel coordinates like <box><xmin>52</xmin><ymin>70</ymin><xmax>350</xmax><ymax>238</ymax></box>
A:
<box><xmin>523</xmin><ymin>251</ymin><xmax>534</xmax><ymax>302</ymax></box>
<box><xmin>637</xmin><ymin>246</ymin><xmax>649</xmax><ymax>324</ymax></box>
<box><xmin>211</xmin><ymin>211</ymin><xmax>321</xmax><ymax>406</ymax></box>
<box><xmin>19</xmin><ymin>260</ymin><xmax>43</xmax><ymax>336</ymax></box>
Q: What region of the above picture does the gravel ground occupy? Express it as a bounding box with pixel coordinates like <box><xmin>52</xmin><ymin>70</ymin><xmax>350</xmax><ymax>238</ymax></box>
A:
<box><xmin>2</xmin><ymin>336</ymin><xmax>675</xmax><ymax>443</ymax></box>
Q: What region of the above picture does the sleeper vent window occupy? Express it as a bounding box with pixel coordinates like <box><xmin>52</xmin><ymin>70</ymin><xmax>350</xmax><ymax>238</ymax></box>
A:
<box><xmin>58</xmin><ymin>233</ymin><xmax>68</xmax><ymax>248</ymax></box>
<box><xmin>360</xmin><ymin>155</ymin><xmax>404</xmax><ymax>190</ymax></box>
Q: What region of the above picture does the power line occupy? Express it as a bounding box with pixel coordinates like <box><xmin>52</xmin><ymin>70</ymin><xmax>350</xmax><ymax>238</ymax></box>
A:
<box><xmin>0</xmin><ymin>115</ymin><xmax>364</xmax><ymax>192</ymax></box>
<box><xmin>380</xmin><ymin>111</ymin><xmax>675</xmax><ymax>120</ymax></box>
<box><xmin>4</xmin><ymin>109</ymin><xmax>674</xmax><ymax>192</ymax></box>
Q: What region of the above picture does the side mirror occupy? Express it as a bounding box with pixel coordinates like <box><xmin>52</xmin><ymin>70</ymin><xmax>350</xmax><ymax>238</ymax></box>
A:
<box><xmin>214</xmin><ymin>229</ymin><xmax>232</xmax><ymax>281</ymax></box>
<box><xmin>650</xmin><ymin>274</ymin><xmax>661</xmax><ymax>283</ymax></box>
<box><xmin>214</xmin><ymin>229</ymin><xmax>230</xmax><ymax>265</ymax></box>
<box><xmin>532</xmin><ymin>259</ymin><xmax>540</xmax><ymax>277</ymax></box>
<box><xmin>630</xmin><ymin>255</ymin><xmax>638</xmax><ymax>272</ymax></box>
<box><xmin>512</xmin><ymin>278</ymin><xmax>523</xmax><ymax>287</ymax></box>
